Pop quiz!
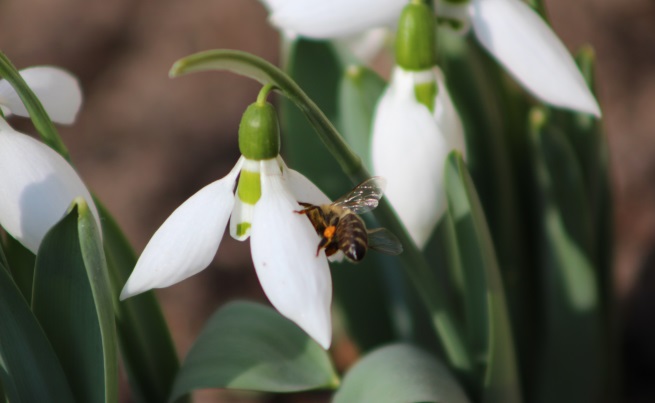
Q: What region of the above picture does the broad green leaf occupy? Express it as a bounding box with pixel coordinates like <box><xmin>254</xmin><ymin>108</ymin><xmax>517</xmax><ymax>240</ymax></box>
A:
<box><xmin>32</xmin><ymin>201</ymin><xmax>118</xmax><ymax>403</ymax></box>
<box><xmin>337</xmin><ymin>65</ymin><xmax>385</xmax><ymax>170</ymax></box>
<box><xmin>2</xmin><ymin>235</ymin><xmax>35</xmax><ymax>302</ymax></box>
<box><xmin>171</xmin><ymin>49</ymin><xmax>471</xmax><ymax>373</ymax></box>
<box><xmin>98</xmin><ymin>201</ymin><xmax>181</xmax><ymax>403</ymax></box>
<box><xmin>170</xmin><ymin>301</ymin><xmax>338</xmax><ymax>401</ymax></box>
<box><xmin>444</xmin><ymin>152</ymin><xmax>522</xmax><ymax>403</ymax></box>
<box><xmin>529</xmin><ymin>109</ymin><xmax>604</xmax><ymax>403</ymax></box>
<box><xmin>0</xmin><ymin>245</ymin><xmax>75</xmax><ymax>403</ymax></box>
<box><xmin>0</xmin><ymin>52</ymin><xmax>69</xmax><ymax>158</ymax></box>
<box><xmin>333</xmin><ymin>344</ymin><xmax>470</xmax><ymax>403</ymax></box>
<box><xmin>439</xmin><ymin>33</ymin><xmax>534</xmax><ymax>372</ymax></box>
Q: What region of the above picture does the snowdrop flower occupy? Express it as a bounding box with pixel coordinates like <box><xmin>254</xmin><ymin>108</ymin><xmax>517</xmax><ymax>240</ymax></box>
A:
<box><xmin>0</xmin><ymin>66</ymin><xmax>98</xmax><ymax>253</ymax></box>
<box><xmin>262</xmin><ymin>0</ymin><xmax>601</xmax><ymax>116</ymax></box>
<box><xmin>372</xmin><ymin>2</ymin><xmax>465</xmax><ymax>248</ymax></box>
<box><xmin>120</xmin><ymin>94</ymin><xmax>334</xmax><ymax>349</ymax></box>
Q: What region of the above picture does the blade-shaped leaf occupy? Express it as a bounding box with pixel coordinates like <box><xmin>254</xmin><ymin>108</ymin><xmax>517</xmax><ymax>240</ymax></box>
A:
<box><xmin>0</xmin><ymin>245</ymin><xmax>75</xmax><ymax>403</ymax></box>
<box><xmin>0</xmin><ymin>51</ymin><xmax>69</xmax><ymax>158</ymax></box>
<box><xmin>32</xmin><ymin>201</ymin><xmax>117</xmax><ymax>403</ymax></box>
<box><xmin>529</xmin><ymin>109</ymin><xmax>604</xmax><ymax>403</ymax></box>
<box><xmin>170</xmin><ymin>301</ymin><xmax>338</xmax><ymax>401</ymax></box>
<box><xmin>444</xmin><ymin>152</ymin><xmax>522</xmax><ymax>403</ymax></box>
<box><xmin>333</xmin><ymin>343</ymin><xmax>470</xmax><ymax>403</ymax></box>
<box><xmin>98</xmin><ymin>201</ymin><xmax>181</xmax><ymax>403</ymax></box>
<box><xmin>337</xmin><ymin>65</ymin><xmax>385</xmax><ymax>170</ymax></box>
<box><xmin>440</xmin><ymin>33</ymin><xmax>534</xmax><ymax>376</ymax></box>
<box><xmin>2</xmin><ymin>234</ymin><xmax>36</xmax><ymax>302</ymax></box>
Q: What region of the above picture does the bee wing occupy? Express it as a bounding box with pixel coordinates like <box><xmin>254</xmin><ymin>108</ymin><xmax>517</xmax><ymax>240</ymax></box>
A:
<box><xmin>332</xmin><ymin>177</ymin><xmax>387</xmax><ymax>215</ymax></box>
<box><xmin>367</xmin><ymin>228</ymin><xmax>403</xmax><ymax>256</ymax></box>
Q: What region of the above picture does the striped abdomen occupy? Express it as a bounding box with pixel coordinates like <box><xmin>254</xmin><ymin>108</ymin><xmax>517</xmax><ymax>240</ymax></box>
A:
<box><xmin>336</xmin><ymin>213</ymin><xmax>368</xmax><ymax>262</ymax></box>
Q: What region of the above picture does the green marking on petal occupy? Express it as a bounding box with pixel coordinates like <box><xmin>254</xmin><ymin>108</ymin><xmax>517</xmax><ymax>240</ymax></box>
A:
<box><xmin>237</xmin><ymin>170</ymin><xmax>262</xmax><ymax>204</ymax></box>
<box><xmin>236</xmin><ymin>222</ymin><xmax>252</xmax><ymax>237</ymax></box>
<box><xmin>414</xmin><ymin>81</ymin><xmax>437</xmax><ymax>113</ymax></box>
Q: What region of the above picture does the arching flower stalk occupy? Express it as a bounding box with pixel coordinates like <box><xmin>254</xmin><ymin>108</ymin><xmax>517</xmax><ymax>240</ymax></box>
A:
<box><xmin>121</xmin><ymin>89</ymin><xmax>334</xmax><ymax>349</ymax></box>
<box><xmin>0</xmin><ymin>66</ymin><xmax>98</xmax><ymax>253</ymax></box>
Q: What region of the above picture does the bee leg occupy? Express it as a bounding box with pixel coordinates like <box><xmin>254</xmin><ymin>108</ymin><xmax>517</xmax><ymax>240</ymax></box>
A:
<box><xmin>294</xmin><ymin>203</ymin><xmax>315</xmax><ymax>215</ymax></box>
<box><xmin>316</xmin><ymin>237</ymin><xmax>329</xmax><ymax>257</ymax></box>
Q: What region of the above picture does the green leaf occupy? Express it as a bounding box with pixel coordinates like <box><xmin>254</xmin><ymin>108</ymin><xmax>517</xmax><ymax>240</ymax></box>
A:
<box><xmin>98</xmin><ymin>201</ymin><xmax>181</xmax><ymax>403</ymax></box>
<box><xmin>333</xmin><ymin>344</ymin><xmax>470</xmax><ymax>403</ymax></box>
<box><xmin>439</xmin><ymin>33</ymin><xmax>534</xmax><ymax>368</ymax></box>
<box><xmin>0</xmin><ymin>51</ymin><xmax>69</xmax><ymax>159</ymax></box>
<box><xmin>337</xmin><ymin>65</ymin><xmax>386</xmax><ymax>170</ymax></box>
<box><xmin>2</xmin><ymin>235</ymin><xmax>36</xmax><ymax>302</ymax></box>
<box><xmin>32</xmin><ymin>201</ymin><xmax>118</xmax><ymax>403</ymax></box>
<box><xmin>444</xmin><ymin>152</ymin><xmax>522</xmax><ymax>403</ymax></box>
<box><xmin>170</xmin><ymin>301</ymin><xmax>338</xmax><ymax>401</ymax></box>
<box><xmin>528</xmin><ymin>109</ymin><xmax>604</xmax><ymax>403</ymax></box>
<box><xmin>0</xmin><ymin>245</ymin><xmax>75</xmax><ymax>403</ymax></box>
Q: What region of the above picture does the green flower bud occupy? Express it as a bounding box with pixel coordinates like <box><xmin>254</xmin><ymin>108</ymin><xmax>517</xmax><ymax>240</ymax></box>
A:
<box><xmin>238</xmin><ymin>99</ymin><xmax>280</xmax><ymax>161</ymax></box>
<box><xmin>396</xmin><ymin>1</ymin><xmax>437</xmax><ymax>71</ymax></box>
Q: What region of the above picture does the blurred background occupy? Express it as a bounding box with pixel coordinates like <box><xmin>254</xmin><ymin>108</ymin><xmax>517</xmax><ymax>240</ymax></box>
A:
<box><xmin>0</xmin><ymin>0</ymin><xmax>653</xmax><ymax>401</ymax></box>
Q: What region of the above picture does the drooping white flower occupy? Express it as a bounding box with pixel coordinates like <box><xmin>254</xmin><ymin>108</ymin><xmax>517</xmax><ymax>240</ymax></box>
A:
<box><xmin>120</xmin><ymin>155</ymin><xmax>334</xmax><ymax>349</ymax></box>
<box><xmin>261</xmin><ymin>0</ymin><xmax>601</xmax><ymax>116</ymax></box>
<box><xmin>441</xmin><ymin>0</ymin><xmax>601</xmax><ymax>116</ymax></box>
<box><xmin>0</xmin><ymin>66</ymin><xmax>98</xmax><ymax>253</ymax></box>
<box><xmin>372</xmin><ymin>67</ymin><xmax>465</xmax><ymax>248</ymax></box>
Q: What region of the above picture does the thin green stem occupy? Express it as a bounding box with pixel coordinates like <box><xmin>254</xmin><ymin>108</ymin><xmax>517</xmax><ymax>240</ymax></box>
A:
<box><xmin>256</xmin><ymin>83</ymin><xmax>276</xmax><ymax>106</ymax></box>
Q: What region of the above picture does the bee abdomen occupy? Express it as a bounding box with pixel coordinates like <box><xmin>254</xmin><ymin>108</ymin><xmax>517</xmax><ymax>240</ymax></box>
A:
<box><xmin>337</xmin><ymin>214</ymin><xmax>368</xmax><ymax>262</ymax></box>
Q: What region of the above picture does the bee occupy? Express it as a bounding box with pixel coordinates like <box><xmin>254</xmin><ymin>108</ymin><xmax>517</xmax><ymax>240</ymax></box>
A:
<box><xmin>296</xmin><ymin>177</ymin><xmax>403</xmax><ymax>263</ymax></box>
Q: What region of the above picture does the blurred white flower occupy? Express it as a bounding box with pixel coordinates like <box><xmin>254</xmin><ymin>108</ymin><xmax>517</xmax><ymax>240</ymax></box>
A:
<box><xmin>261</xmin><ymin>0</ymin><xmax>601</xmax><ymax>116</ymax></box>
<box><xmin>120</xmin><ymin>156</ymin><xmax>334</xmax><ymax>349</ymax></box>
<box><xmin>371</xmin><ymin>67</ymin><xmax>465</xmax><ymax>247</ymax></box>
<box><xmin>0</xmin><ymin>66</ymin><xmax>98</xmax><ymax>253</ymax></box>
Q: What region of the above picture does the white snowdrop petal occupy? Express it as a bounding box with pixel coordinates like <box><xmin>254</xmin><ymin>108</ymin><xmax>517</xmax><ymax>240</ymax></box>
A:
<box><xmin>0</xmin><ymin>120</ymin><xmax>99</xmax><ymax>253</ymax></box>
<box><xmin>270</xmin><ymin>0</ymin><xmax>406</xmax><ymax>39</ymax></box>
<box><xmin>283</xmin><ymin>168</ymin><xmax>331</xmax><ymax>206</ymax></box>
<box><xmin>0</xmin><ymin>67</ymin><xmax>82</xmax><ymax>124</ymax></box>
<box><xmin>120</xmin><ymin>165</ymin><xmax>240</xmax><ymax>300</ymax></box>
<box><xmin>251</xmin><ymin>161</ymin><xmax>332</xmax><ymax>349</ymax></box>
<box><xmin>471</xmin><ymin>0</ymin><xmax>601</xmax><ymax>116</ymax></box>
<box><xmin>371</xmin><ymin>69</ymin><xmax>450</xmax><ymax>247</ymax></box>
<box><xmin>229</xmin><ymin>199</ymin><xmax>256</xmax><ymax>241</ymax></box>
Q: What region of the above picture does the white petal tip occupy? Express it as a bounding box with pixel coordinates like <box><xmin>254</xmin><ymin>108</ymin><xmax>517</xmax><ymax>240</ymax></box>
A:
<box><xmin>119</xmin><ymin>283</ymin><xmax>143</xmax><ymax>301</ymax></box>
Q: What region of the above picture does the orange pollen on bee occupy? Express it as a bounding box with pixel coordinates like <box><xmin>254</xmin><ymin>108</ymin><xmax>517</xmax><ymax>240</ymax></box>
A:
<box><xmin>323</xmin><ymin>226</ymin><xmax>336</xmax><ymax>239</ymax></box>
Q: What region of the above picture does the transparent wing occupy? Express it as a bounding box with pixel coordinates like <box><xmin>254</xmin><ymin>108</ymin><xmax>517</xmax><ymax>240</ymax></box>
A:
<box><xmin>367</xmin><ymin>228</ymin><xmax>403</xmax><ymax>256</ymax></box>
<box><xmin>332</xmin><ymin>177</ymin><xmax>387</xmax><ymax>214</ymax></box>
